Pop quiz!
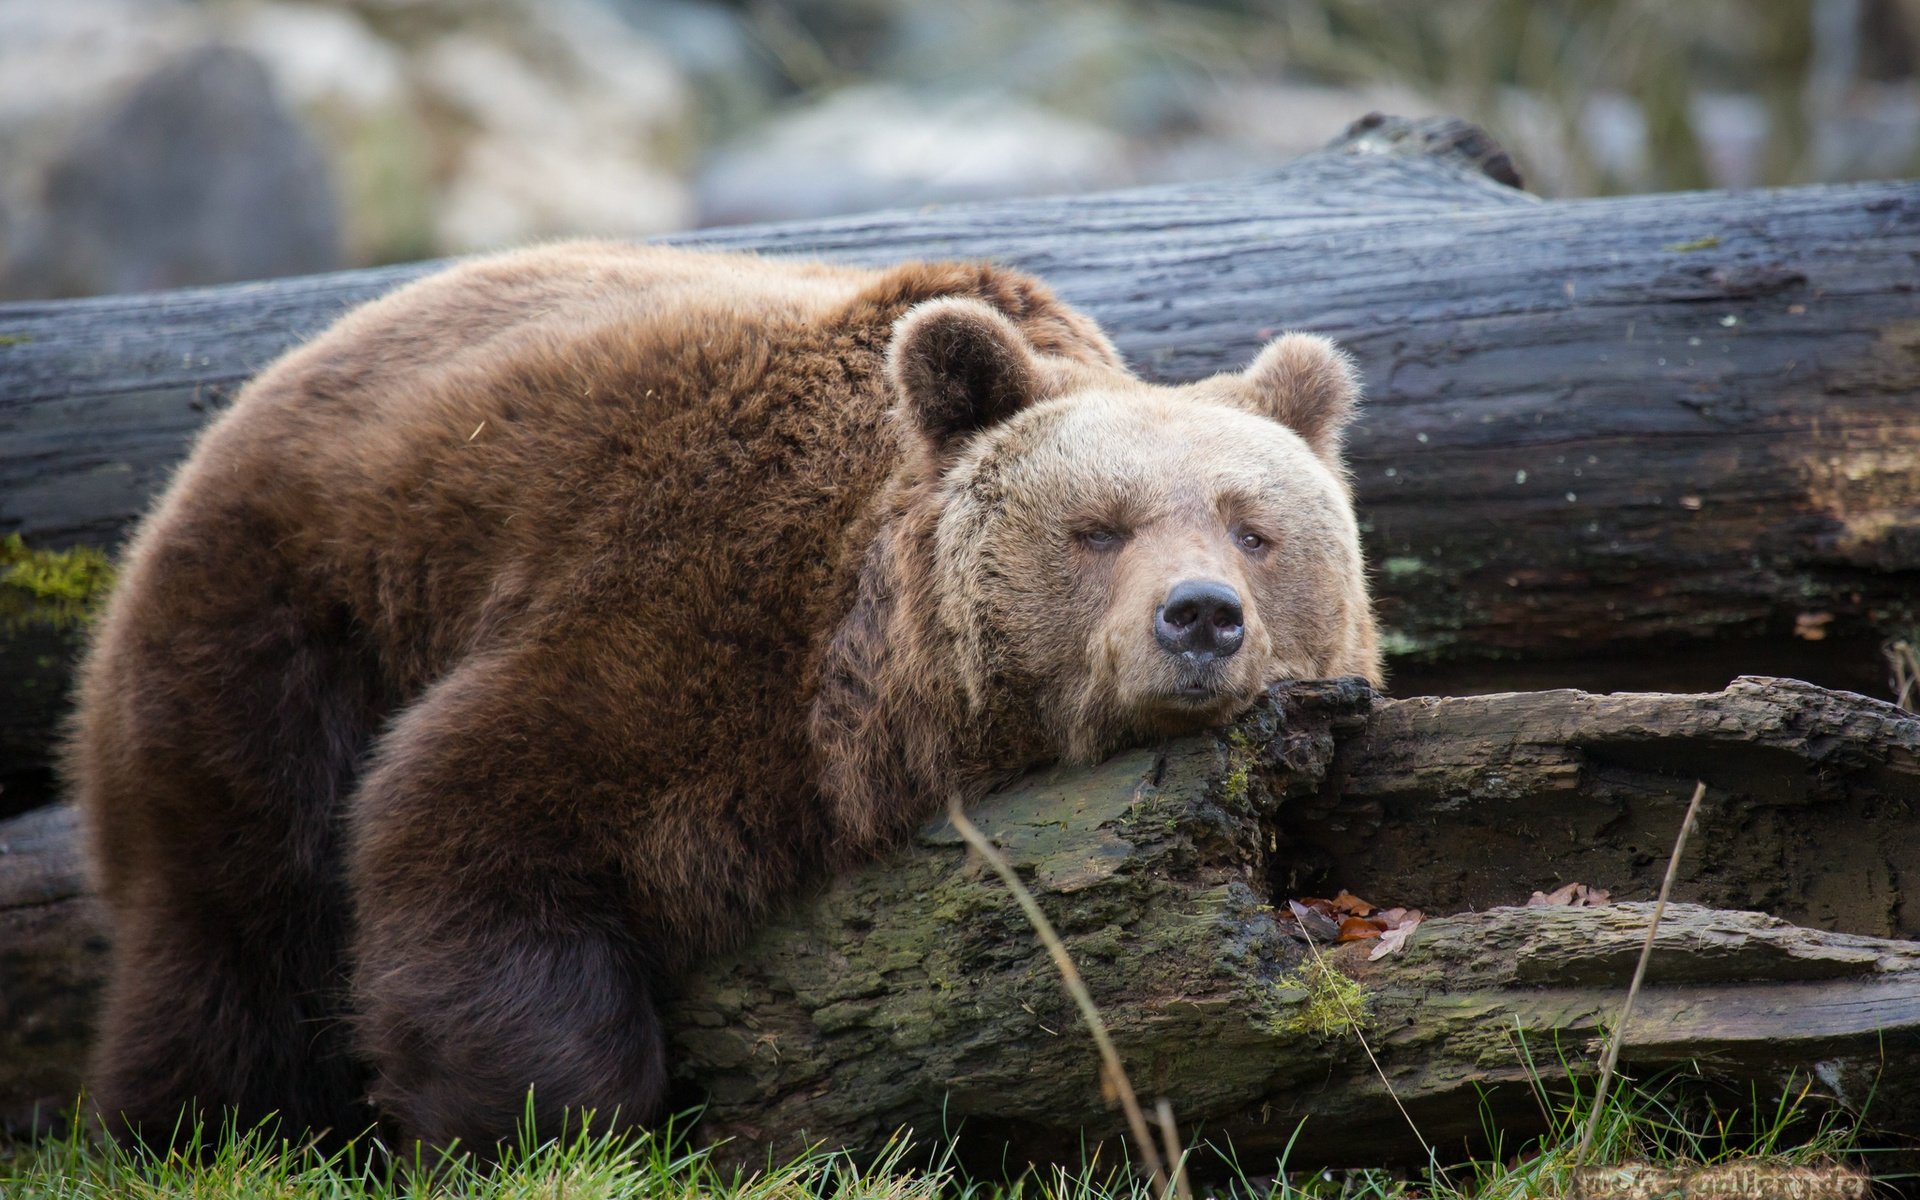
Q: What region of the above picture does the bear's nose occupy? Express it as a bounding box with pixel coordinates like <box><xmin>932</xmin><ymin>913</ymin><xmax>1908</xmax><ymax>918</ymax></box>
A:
<box><xmin>1154</xmin><ymin>580</ymin><xmax>1244</xmax><ymax>664</ymax></box>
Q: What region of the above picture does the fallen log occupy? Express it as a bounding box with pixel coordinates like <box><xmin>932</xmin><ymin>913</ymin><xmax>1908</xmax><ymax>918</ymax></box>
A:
<box><xmin>6</xmin><ymin>677</ymin><xmax>1917</xmax><ymax>1167</ymax></box>
<box><xmin>3</xmin><ymin>118</ymin><xmax>1919</xmax><ymax>810</ymax></box>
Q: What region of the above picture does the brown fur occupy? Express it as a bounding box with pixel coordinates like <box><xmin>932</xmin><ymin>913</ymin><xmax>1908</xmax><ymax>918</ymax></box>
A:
<box><xmin>67</xmin><ymin>243</ymin><xmax>1378</xmax><ymax>1153</ymax></box>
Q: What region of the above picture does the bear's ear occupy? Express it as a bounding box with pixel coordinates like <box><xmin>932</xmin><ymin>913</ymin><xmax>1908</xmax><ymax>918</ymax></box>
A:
<box><xmin>887</xmin><ymin>298</ymin><xmax>1041</xmax><ymax>455</ymax></box>
<box><xmin>1238</xmin><ymin>332</ymin><xmax>1362</xmax><ymax>461</ymax></box>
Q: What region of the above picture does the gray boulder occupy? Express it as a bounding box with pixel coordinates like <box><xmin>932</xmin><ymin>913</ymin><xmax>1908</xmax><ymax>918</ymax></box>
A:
<box><xmin>22</xmin><ymin>44</ymin><xmax>341</xmax><ymax>298</ymax></box>
<box><xmin>0</xmin><ymin>0</ymin><xmax>343</xmax><ymax>300</ymax></box>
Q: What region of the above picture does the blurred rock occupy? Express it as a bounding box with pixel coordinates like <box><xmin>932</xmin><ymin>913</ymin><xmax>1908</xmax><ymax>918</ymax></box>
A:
<box><xmin>413</xmin><ymin>4</ymin><xmax>693</xmax><ymax>251</ymax></box>
<box><xmin>228</xmin><ymin>2</ymin><xmax>436</xmax><ymax>264</ymax></box>
<box><xmin>1810</xmin><ymin>81</ymin><xmax>1920</xmax><ymax>180</ymax></box>
<box><xmin>697</xmin><ymin>85</ymin><xmax>1130</xmax><ymax>226</ymax></box>
<box><xmin>0</xmin><ymin>0</ymin><xmax>340</xmax><ymax>299</ymax></box>
<box><xmin>244</xmin><ymin>0</ymin><xmax>693</xmax><ymax>258</ymax></box>
<box><xmin>607</xmin><ymin>0</ymin><xmax>779</xmax><ymax>136</ymax></box>
<box><xmin>878</xmin><ymin>0</ymin><xmax>1194</xmax><ymax>134</ymax></box>
<box><xmin>1690</xmin><ymin>92</ymin><xmax>1771</xmax><ymax>190</ymax></box>
<box><xmin>42</xmin><ymin>46</ymin><xmax>340</xmax><ymax>294</ymax></box>
<box><xmin>1497</xmin><ymin>80</ymin><xmax>1918</xmax><ymax>195</ymax></box>
<box><xmin>234</xmin><ymin>2</ymin><xmax>408</xmax><ymax>113</ymax></box>
<box><xmin>0</xmin><ymin>0</ymin><xmax>695</xmax><ymax>297</ymax></box>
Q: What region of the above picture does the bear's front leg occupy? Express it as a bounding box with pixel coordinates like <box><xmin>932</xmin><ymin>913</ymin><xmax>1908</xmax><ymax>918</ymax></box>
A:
<box><xmin>345</xmin><ymin>652</ymin><xmax>671</xmax><ymax>1151</ymax></box>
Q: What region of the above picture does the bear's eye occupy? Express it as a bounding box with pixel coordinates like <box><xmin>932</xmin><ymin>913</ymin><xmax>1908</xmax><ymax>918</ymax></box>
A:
<box><xmin>1235</xmin><ymin>529</ymin><xmax>1268</xmax><ymax>553</ymax></box>
<box><xmin>1078</xmin><ymin>528</ymin><xmax>1126</xmax><ymax>551</ymax></box>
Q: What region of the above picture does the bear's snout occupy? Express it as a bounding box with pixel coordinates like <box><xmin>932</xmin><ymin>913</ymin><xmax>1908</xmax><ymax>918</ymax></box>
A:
<box><xmin>1153</xmin><ymin>579</ymin><xmax>1245</xmax><ymax>667</ymax></box>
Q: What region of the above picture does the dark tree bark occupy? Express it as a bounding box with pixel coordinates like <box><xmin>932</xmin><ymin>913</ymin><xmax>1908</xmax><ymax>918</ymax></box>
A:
<box><xmin>0</xmin><ymin>803</ymin><xmax>108</xmax><ymax>1138</ymax></box>
<box><xmin>5</xmin><ymin>677</ymin><xmax>1917</xmax><ymax>1169</ymax></box>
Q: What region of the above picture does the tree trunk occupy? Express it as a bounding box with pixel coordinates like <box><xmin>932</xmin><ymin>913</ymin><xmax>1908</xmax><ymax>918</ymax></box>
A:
<box><xmin>3</xmin><ymin>118</ymin><xmax>1918</xmax><ymax>808</ymax></box>
<box><xmin>6</xmin><ymin>677</ymin><xmax>1917</xmax><ymax>1167</ymax></box>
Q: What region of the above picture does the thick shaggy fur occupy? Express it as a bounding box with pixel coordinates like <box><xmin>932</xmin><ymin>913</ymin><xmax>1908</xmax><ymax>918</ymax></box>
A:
<box><xmin>68</xmin><ymin>243</ymin><xmax>1378</xmax><ymax>1153</ymax></box>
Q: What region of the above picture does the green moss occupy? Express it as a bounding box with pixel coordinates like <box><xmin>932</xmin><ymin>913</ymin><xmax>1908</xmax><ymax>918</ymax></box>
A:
<box><xmin>1</xmin><ymin>533</ymin><xmax>116</xmax><ymax>631</ymax></box>
<box><xmin>1218</xmin><ymin>727</ymin><xmax>1255</xmax><ymax>809</ymax></box>
<box><xmin>1663</xmin><ymin>233</ymin><xmax>1721</xmax><ymax>252</ymax></box>
<box><xmin>0</xmin><ymin>332</ymin><xmax>32</xmax><ymax>347</ymax></box>
<box><xmin>1273</xmin><ymin>953</ymin><xmax>1372</xmax><ymax>1039</ymax></box>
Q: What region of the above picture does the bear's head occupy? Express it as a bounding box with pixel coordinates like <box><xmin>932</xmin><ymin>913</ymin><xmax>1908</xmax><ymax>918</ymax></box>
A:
<box><xmin>885</xmin><ymin>297</ymin><xmax>1379</xmax><ymax>766</ymax></box>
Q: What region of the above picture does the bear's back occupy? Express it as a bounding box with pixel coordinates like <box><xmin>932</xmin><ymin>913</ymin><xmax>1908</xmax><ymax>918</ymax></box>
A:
<box><xmin>120</xmin><ymin>245</ymin><xmax>905</xmax><ymax>697</ymax></box>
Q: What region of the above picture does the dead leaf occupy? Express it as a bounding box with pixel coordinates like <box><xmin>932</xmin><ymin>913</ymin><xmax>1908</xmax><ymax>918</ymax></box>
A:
<box><xmin>1336</xmin><ymin>915</ymin><xmax>1383</xmax><ymax>942</ymax></box>
<box><xmin>1285</xmin><ymin>893</ymin><xmax>1422</xmax><ymax>944</ymax></box>
<box><xmin>1794</xmin><ymin>612</ymin><xmax>1833</xmax><ymax>641</ymax></box>
<box><xmin>1330</xmin><ymin>890</ymin><xmax>1375</xmax><ymax>916</ymax></box>
<box><xmin>1527</xmin><ymin>882</ymin><xmax>1611</xmax><ymax>907</ymax></box>
<box><xmin>1529</xmin><ymin>882</ymin><xmax>1577</xmax><ymax>906</ymax></box>
<box><xmin>1369</xmin><ymin>921</ymin><xmax>1420</xmax><ymax>960</ymax></box>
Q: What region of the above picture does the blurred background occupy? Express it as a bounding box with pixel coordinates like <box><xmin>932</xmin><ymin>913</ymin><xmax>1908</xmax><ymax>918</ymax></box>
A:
<box><xmin>2</xmin><ymin>0</ymin><xmax>1917</xmax><ymax>300</ymax></box>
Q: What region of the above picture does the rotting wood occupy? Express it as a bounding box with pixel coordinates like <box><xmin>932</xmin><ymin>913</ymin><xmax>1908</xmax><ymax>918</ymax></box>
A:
<box><xmin>4</xmin><ymin>677</ymin><xmax>1916</xmax><ymax>1167</ymax></box>
<box><xmin>1279</xmin><ymin>677</ymin><xmax>1920</xmax><ymax>938</ymax></box>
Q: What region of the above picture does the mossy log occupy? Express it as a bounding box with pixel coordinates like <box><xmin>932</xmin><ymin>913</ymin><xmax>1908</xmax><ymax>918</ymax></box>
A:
<box><xmin>0</xmin><ymin>536</ymin><xmax>113</xmax><ymax>816</ymax></box>
<box><xmin>5</xmin><ymin>677</ymin><xmax>1917</xmax><ymax>1166</ymax></box>
<box><xmin>4</xmin><ymin>117</ymin><xmax>1920</xmax><ymax>811</ymax></box>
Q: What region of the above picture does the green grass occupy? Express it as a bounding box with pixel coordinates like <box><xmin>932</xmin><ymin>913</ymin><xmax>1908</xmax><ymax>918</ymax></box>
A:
<box><xmin>1</xmin><ymin>1107</ymin><xmax>943</xmax><ymax>1200</ymax></box>
<box><xmin>0</xmin><ymin>1064</ymin><xmax>1885</xmax><ymax>1200</ymax></box>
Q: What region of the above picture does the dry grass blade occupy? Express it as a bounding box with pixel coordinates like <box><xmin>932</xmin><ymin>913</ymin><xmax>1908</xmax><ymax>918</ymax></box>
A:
<box><xmin>1573</xmin><ymin>779</ymin><xmax>1709</xmax><ymax>1167</ymax></box>
<box><xmin>1153</xmin><ymin>1098</ymin><xmax>1194</xmax><ymax>1200</ymax></box>
<box><xmin>945</xmin><ymin>799</ymin><xmax>1173</xmax><ymax>1197</ymax></box>
<box><xmin>1888</xmin><ymin>639</ymin><xmax>1918</xmax><ymax>712</ymax></box>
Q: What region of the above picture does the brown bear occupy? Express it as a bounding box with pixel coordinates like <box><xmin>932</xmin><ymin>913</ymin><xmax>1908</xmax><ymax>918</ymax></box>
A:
<box><xmin>67</xmin><ymin>242</ymin><xmax>1379</xmax><ymax>1153</ymax></box>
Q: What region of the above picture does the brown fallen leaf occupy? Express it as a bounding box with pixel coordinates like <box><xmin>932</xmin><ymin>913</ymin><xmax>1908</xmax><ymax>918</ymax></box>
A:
<box><xmin>1330</xmin><ymin>890</ymin><xmax>1375</xmax><ymax>916</ymax></box>
<box><xmin>1527</xmin><ymin>882</ymin><xmax>1611</xmax><ymax>907</ymax></box>
<box><xmin>1281</xmin><ymin>892</ymin><xmax>1426</xmax><ymax>947</ymax></box>
<box><xmin>1794</xmin><ymin>611</ymin><xmax>1833</xmax><ymax>641</ymax></box>
<box><xmin>1336</xmin><ymin>915</ymin><xmax>1383</xmax><ymax>942</ymax></box>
